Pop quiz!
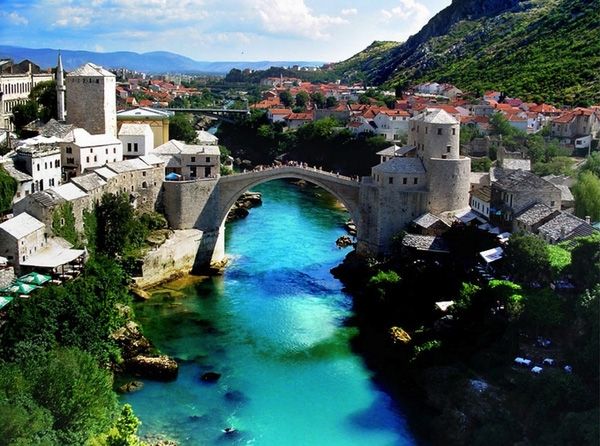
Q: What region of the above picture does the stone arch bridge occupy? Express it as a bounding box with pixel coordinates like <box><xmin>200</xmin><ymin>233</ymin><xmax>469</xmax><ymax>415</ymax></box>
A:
<box><xmin>162</xmin><ymin>166</ymin><xmax>361</xmax><ymax>266</ymax></box>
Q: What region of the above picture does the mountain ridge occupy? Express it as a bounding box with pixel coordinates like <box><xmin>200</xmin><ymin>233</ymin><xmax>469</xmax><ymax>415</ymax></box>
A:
<box><xmin>330</xmin><ymin>0</ymin><xmax>600</xmax><ymax>105</ymax></box>
<box><xmin>0</xmin><ymin>45</ymin><xmax>323</xmax><ymax>74</ymax></box>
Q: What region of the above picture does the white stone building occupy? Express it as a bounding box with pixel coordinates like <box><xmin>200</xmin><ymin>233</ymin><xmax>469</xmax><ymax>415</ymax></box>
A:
<box><xmin>0</xmin><ymin>63</ymin><xmax>53</xmax><ymax>131</ymax></box>
<box><xmin>66</xmin><ymin>63</ymin><xmax>117</xmax><ymax>137</ymax></box>
<box><xmin>62</xmin><ymin>128</ymin><xmax>123</xmax><ymax>178</ymax></box>
<box><xmin>373</xmin><ymin>110</ymin><xmax>410</xmax><ymax>141</ymax></box>
<box><xmin>153</xmin><ymin>140</ymin><xmax>220</xmax><ymax>179</ymax></box>
<box><xmin>13</xmin><ymin>137</ymin><xmax>62</xmax><ymax>193</ymax></box>
<box><xmin>118</xmin><ymin>123</ymin><xmax>154</xmax><ymax>158</ymax></box>
<box><xmin>0</xmin><ymin>212</ymin><xmax>47</xmax><ymax>272</ymax></box>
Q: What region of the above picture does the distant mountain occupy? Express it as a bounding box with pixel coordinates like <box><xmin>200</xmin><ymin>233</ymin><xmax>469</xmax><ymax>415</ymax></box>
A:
<box><xmin>329</xmin><ymin>0</ymin><xmax>600</xmax><ymax>105</ymax></box>
<box><xmin>0</xmin><ymin>45</ymin><xmax>323</xmax><ymax>74</ymax></box>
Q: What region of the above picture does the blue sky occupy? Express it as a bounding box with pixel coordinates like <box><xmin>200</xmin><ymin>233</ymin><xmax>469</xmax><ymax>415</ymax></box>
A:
<box><xmin>0</xmin><ymin>0</ymin><xmax>452</xmax><ymax>62</ymax></box>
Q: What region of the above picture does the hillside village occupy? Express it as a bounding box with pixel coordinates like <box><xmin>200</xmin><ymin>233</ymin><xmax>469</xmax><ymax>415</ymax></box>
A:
<box><xmin>0</xmin><ymin>55</ymin><xmax>598</xmax><ymax>310</ymax></box>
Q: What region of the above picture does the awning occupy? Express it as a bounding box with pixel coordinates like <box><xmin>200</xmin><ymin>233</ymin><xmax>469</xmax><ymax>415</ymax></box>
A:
<box><xmin>0</xmin><ymin>296</ymin><xmax>13</xmax><ymax>309</ymax></box>
<box><xmin>165</xmin><ymin>172</ymin><xmax>182</xmax><ymax>180</ymax></box>
<box><xmin>480</xmin><ymin>247</ymin><xmax>504</xmax><ymax>263</ymax></box>
<box><xmin>2</xmin><ymin>282</ymin><xmax>37</xmax><ymax>295</ymax></box>
<box><xmin>20</xmin><ymin>247</ymin><xmax>85</xmax><ymax>269</ymax></box>
<box><xmin>18</xmin><ymin>272</ymin><xmax>51</xmax><ymax>285</ymax></box>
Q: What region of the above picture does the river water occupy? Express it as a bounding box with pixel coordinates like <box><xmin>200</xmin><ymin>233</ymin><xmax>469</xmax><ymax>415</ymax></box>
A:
<box><xmin>122</xmin><ymin>180</ymin><xmax>416</xmax><ymax>446</ymax></box>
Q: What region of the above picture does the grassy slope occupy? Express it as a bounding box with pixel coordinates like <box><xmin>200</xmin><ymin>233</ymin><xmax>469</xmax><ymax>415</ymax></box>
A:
<box><xmin>330</xmin><ymin>0</ymin><xmax>600</xmax><ymax>105</ymax></box>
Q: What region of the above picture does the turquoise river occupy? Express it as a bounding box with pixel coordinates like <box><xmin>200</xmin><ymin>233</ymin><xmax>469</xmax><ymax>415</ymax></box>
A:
<box><xmin>122</xmin><ymin>180</ymin><xmax>417</xmax><ymax>446</ymax></box>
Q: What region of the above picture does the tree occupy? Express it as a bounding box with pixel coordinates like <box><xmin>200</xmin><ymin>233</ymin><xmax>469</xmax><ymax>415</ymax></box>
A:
<box><xmin>11</xmin><ymin>100</ymin><xmax>38</xmax><ymax>134</ymax></box>
<box><xmin>310</xmin><ymin>92</ymin><xmax>326</xmax><ymax>108</ymax></box>
<box><xmin>295</xmin><ymin>91</ymin><xmax>310</xmax><ymax>109</ymax></box>
<box><xmin>532</xmin><ymin>156</ymin><xmax>574</xmax><ymax>176</ymax></box>
<box><xmin>91</xmin><ymin>404</ymin><xmax>145</xmax><ymax>446</ymax></box>
<box><xmin>279</xmin><ymin>90</ymin><xmax>294</xmax><ymax>107</ymax></box>
<box><xmin>30</xmin><ymin>80</ymin><xmax>57</xmax><ymax>122</ymax></box>
<box><xmin>503</xmin><ymin>232</ymin><xmax>552</xmax><ymax>285</ymax></box>
<box><xmin>169</xmin><ymin>113</ymin><xmax>196</xmax><ymax>143</ymax></box>
<box><xmin>95</xmin><ymin>193</ymin><xmax>148</xmax><ymax>258</ymax></box>
<box><xmin>0</xmin><ymin>166</ymin><xmax>17</xmax><ymax>213</ymax></box>
<box><xmin>325</xmin><ymin>96</ymin><xmax>339</xmax><ymax>108</ymax></box>
<box><xmin>569</xmin><ymin>234</ymin><xmax>600</xmax><ymax>290</ymax></box>
<box><xmin>581</xmin><ymin>151</ymin><xmax>600</xmax><ymax>177</ymax></box>
<box><xmin>573</xmin><ymin>171</ymin><xmax>600</xmax><ymax>221</ymax></box>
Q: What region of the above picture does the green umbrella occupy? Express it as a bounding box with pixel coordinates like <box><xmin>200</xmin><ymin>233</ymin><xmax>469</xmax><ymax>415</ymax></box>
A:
<box><xmin>18</xmin><ymin>272</ymin><xmax>51</xmax><ymax>286</ymax></box>
<box><xmin>6</xmin><ymin>282</ymin><xmax>38</xmax><ymax>295</ymax></box>
<box><xmin>0</xmin><ymin>296</ymin><xmax>13</xmax><ymax>309</ymax></box>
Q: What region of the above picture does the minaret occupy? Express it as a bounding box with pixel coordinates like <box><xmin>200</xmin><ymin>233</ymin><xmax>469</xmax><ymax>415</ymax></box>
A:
<box><xmin>56</xmin><ymin>51</ymin><xmax>66</xmax><ymax>121</ymax></box>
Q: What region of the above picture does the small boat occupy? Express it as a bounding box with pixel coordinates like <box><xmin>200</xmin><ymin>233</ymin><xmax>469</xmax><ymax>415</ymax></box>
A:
<box><xmin>222</xmin><ymin>427</ymin><xmax>237</xmax><ymax>435</ymax></box>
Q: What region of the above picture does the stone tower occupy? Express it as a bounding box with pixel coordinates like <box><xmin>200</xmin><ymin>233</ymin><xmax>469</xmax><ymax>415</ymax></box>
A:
<box><xmin>409</xmin><ymin>108</ymin><xmax>470</xmax><ymax>214</ymax></box>
<box><xmin>56</xmin><ymin>52</ymin><xmax>66</xmax><ymax>121</ymax></box>
<box><xmin>66</xmin><ymin>63</ymin><xmax>116</xmax><ymax>136</ymax></box>
<box><xmin>357</xmin><ymin>108</ymin><xmax>470</xmax><ymax>256</ymax></box>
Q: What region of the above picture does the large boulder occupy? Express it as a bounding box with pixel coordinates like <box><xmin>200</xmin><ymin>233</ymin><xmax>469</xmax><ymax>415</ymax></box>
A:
<box><xmin>126</xmin><ymin>355</ymin><xmax>179</xmax><ymax>381</ymax></box>
<box><xmin>111</xmin><ymin>321</ymin><xmax>152</xmax><ymax>359</ymax></box>
<box><xmin>117</xmin><ymin>380</ymin><xmax>144</xmax><ymax>394</ymax></box>
<box><xmin>200</xmin><ymin>371</ymin><xmax>221</xmax><ymax>383</ymax></box>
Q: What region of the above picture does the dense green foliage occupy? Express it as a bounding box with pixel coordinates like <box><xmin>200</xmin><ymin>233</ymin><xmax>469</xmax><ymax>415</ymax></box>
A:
<box><xmin>11</xmin><ymin>100</ymin><xmax>38</xmax><ymax>135</ymax></box>
<box><xmin>0</xmin><ymin>257</ymin><xmax>130</xmax><ymax>363</ymax></box>
<box><xmin>168</xmin><ymin>113</ymin><xmax>196</xmax><ymax>143</ymax></box>
<box><xmin>95</xmin><ymin>193</ymin><xmax>149</xmax><ymax>259</ymax></box>
<box><xmin>91</xmin><ymin>404</ymin><xmax>146</xmax><ymax>446</ymax></box>
<box><xmin>503</xmin><ymin>232</ymin><xmax>552</xmax><ymax>285</ymax></box>
<box><xmin>30</xmin><ymin>80</ymin><xmax>58</xmax><ymax>122</ymax></box>
<box><xmin>573</xmin><ymin>171</ymin><xmax>600</xmax><ymax>221</ymax></box>
<box><xmin>0</xmin><ymin>348</ymin><xmax>117</xmax><ymax>445</ymax></box>
<box><xmin>217</xmin><ymin>111</ymin><xmax>388</xmax><ymax>175</ymax></box>
<box><xmin>328</xmin><ymin>0</ymin><xmax>600</xmax><ymax>105</ymax></box>
<box><xmin>0</xmin><ymin>165</ymin><xmax>17</xmax><ymax>213</ymax></box>
<box><xmin>52</xmin><ymin>202</ymin><xmax>79</xmax><ymax>246</ymax></box>
<box><xmin>339</xmin><ymin>226</ymin><xmax>599</xmax><ymax>445</ymax></box>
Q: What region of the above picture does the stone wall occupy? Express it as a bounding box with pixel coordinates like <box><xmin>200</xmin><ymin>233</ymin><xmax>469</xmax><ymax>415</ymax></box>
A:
<box><xmin>66</xmin><ymin>76</ymin><xmax>116</xmax><ymax>136</ymax></box>
<box><xmin>162</xmin><ymin>178</ymin><xmax>220</xmax><ymax>230</ymax></box>
<box><xmin>426</xmin><ymin>157</ymin><xmax>471</xmax><ymax>214</ymax></box>
<box><xmin>133</xmin><ymin>229</ymin><xmax>203</xmax><ymax>288</ymax></box>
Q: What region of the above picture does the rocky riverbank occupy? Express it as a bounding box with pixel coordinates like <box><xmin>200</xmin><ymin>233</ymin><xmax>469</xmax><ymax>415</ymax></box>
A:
<box><xmin>226</xmin><ymin>191</ymin><xmax>262</xmax><ymax>222</ymax></box>
<box><xmin>112</xmin><ymin>320</ymin><xmax>179</xmax><ymax>383</ymax></box>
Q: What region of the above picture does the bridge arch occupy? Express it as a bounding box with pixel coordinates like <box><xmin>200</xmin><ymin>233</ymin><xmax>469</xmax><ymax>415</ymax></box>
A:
<box><xmin>216</xmin><ymin>167</ymin><xmax>361</xmax><ymax>231</ymax></box>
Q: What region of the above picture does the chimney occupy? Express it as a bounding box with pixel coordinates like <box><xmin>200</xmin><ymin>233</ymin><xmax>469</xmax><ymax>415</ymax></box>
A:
<box><xmin>560</xmin><ymin>226</ymin><xmax>565</xmax><ymax>239</ymax></box>
<box><xmin>585</xmin><ymin>216</ymin><xmax>591</xmax><ymax>224</ymax></box>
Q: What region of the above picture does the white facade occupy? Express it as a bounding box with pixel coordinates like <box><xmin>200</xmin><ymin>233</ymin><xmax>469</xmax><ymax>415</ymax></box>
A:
<box><xmin>373</xmin><ymin>111</ymin><xmax>409</xmax><ymax>141</ymax></box>
<box><xmin>15</xmin><ymin>142</ymin><xmax>62</xmax><ymax>193</ymax></box>
<box><xmin>118</xmin><ymin>123</ymin><xmax>154</xmax><ymax>158</ymax></box>
<box><xmin>0</xmin><ymin>72</ymin><xmax>54</xmax><ymax>131</ymax></box>
<box><xmin>153</xmin><ymin>139</ymin><xmax>220</xmax><ymax>179</ymax></box>
<box><xmin>62</xmin><ymin>128</ymin><xmax>123</xmax><ymax>178</ymax></box>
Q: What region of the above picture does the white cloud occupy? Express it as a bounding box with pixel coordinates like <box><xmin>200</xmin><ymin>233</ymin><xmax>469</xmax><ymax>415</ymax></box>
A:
<box><xmin>341</xmin><ymin>8</ymin><xmax>357</xmax><ymax>16</ymax></box>
<box><xmin>53</xmin><ymin>6</ymin><xmax>92</xmax><ymax>27</ymax></box>
<box><xmin>381</xmin><ymin>0</ymin><xmax>429</xmax><ymax>22</ymax></box>
<box><xmin>253</xmin><ymin>0</ymin><xmax>347</xmax><ymax>39</ymax></box>
<box><xmin>2</xmin><ymin>11</ymin><xmax>29</xmax><ymax>25</ymax></box>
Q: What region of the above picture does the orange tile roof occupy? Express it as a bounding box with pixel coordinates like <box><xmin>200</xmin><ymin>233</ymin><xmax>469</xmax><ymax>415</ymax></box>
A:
<box><xmin>287</xmin><ymin>112</ymin><xmax>314</xmax><ymax>120</ymax></box>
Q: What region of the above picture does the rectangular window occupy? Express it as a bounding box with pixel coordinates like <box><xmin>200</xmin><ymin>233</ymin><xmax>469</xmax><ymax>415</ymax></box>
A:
<box><xmin>191</xmin><ymin>156</ymin><xmax>196</xmax><ymax>162</ymax></box>
<box><xmin>425</xmin><ymin>127</ymin><xmax>428</xmax><ymax>134</ymax></box>
<box><xmin>389</xmin><ymin>177</ymin><xmax>393</xmax><ymax>184</ymax></box>
<box><xmin>55</xmin><ymin>160</ymin><xmax>59</xmax><ymax>167</ymax></box>
<box><xmin>134</xmin><ymin>143</ymin><xmax>138</xmax><ymax>152</ymax></box>
<box><xmin>113</xmin><ymin>147</ymin><xmax>116</xmax><ymax>154</ymax></box>
<box><xmin>86</xmin><ymin>156</ymin><xmax>90</xmax><ymax>163</ymax></box>
<box><xmin>105</xmin><ymin>148</ymin><xmax>108</xmax><ymax>154</ymax></box>
<box><xmin>66</xmin><ymin>146</ymin><xmax>72</xmax><ymax>154</ymax></box>
<box><xmin>437</xmin><ymin>128</ymin><xmax>442</xmax><ymax>135</ymax></box>
<box><xmin>127</xmin><ymin>143</ymin><xmax>132</xmax><ymax>152</ymax></box>
<box><xmin>414</xmin><ymin>177</ymin><xmax>418</xmax><ymax>184</ymax></box>
<box><xmin>403</xmin><ymin>177</ymin><xmax>407</xmax><ymax>184</ymax></box>
<box><xmin>206</xmin><ymin>157</ymin><xmax>210</xmax><ymax>163</ymax></box>
<box><xmin>37</xmin><ymin>164</ymin><xmax>40</xmax><ymax>171</ymax></box>
<box><xmin>447</xmin><ymin>145</ymin><xmax>451</xmax><ymax>153</ymax></box>
<box><xmin>452</xmin><ymin>128</ymin><xmax>456</xmax><ymax>135</ymax></box>
<box><xmin>94</xmin><ymin>155</ymin><xmax>97</xmax><ymax>162</ymax></box>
